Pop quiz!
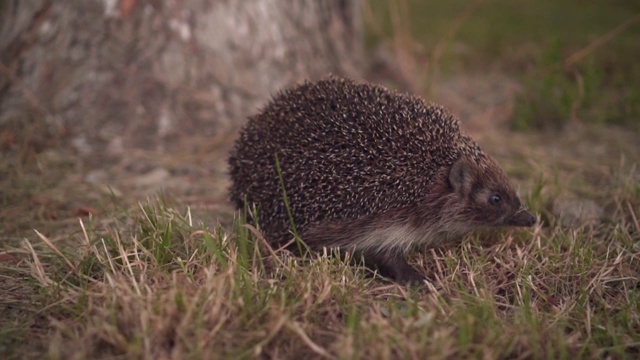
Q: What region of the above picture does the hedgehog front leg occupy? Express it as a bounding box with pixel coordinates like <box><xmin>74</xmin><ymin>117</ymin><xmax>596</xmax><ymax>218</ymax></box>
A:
<box><xmin>302</xmin><ymin>218</ymin><xmax>427</xmax><ymax>285</ymax></box>
<box><xmin>362</xmin><ymin>249</ymin><xmax>425</xmax><ymax>285</ymax></box>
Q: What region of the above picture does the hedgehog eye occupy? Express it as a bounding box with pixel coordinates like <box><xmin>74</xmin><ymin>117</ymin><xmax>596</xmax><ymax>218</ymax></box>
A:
<box><xmin>490</xmin><ymin>194</ymin><xmax>502</xmax><ymax>205</ymax></box>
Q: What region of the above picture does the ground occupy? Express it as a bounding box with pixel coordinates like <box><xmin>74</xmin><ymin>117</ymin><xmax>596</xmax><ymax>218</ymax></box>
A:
<box><xmin>2</xmin><ymin>69</ymin><xmax>638</xmax><ymax>358</ymax></box>
<box><xmin>2</xmin><ymin>0</ymin><xmax>640</xmax><ymax>358</ymax></box>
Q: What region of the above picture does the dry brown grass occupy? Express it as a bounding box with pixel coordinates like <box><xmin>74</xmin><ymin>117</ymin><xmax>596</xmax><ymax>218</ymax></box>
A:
<box><xmin>2</xmin><ymin>123</ymin><xmax>638</xmax><ymax>358</ymax></box>
<box><xmin>2</xmin><ymin>1</ymin><xmax>640</xmax><ymax>357</ymax></box>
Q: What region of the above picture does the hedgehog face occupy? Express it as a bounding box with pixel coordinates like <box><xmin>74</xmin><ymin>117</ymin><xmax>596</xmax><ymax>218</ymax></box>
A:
<box><xmin>448</xmin><ymin>158</ymin><xmax>536</xmax><ymax>228</ymax></box>
<box><xmin>470</xmin><ymin>184</ymin><xmax>535</xmax><ymax>227</ymax></box>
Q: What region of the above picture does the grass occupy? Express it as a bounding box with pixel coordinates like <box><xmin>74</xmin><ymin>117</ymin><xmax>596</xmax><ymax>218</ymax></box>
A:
<box><xmin>5</xmin><ymin>162</ymin><xmax>639</xmax><ymax>358</ymax></box>
<box><xmin>365</xmin><ymin>0</ymin><xmax>640</xmax><ymax>129</ymax></box>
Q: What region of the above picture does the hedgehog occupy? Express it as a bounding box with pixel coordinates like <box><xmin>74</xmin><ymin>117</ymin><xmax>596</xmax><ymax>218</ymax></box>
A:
<box><xmin>228</xmin><ymin>77</ymin><xmax>535</xmax><ymax>284</ymax></box>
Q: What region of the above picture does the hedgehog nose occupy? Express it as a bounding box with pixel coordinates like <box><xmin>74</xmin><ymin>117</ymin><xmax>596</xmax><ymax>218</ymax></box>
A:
<box><xmin>525</xmin><ymin>212</ymin><xmax>536</xmax><ymax>227</ymax></box>
<box><xmin>510</xmin><ymin>209</ymin><xmax>536</xmax><ymax>227</ymax></box>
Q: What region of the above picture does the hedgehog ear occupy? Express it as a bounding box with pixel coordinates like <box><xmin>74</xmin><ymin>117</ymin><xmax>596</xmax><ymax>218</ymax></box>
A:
<box><xmin>449</xmin><ymin>159</ymin><xmax>474</xmax><ymax>194</ymax></box>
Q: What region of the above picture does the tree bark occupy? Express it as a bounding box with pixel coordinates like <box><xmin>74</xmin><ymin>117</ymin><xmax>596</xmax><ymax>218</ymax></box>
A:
<box><xmin>0</xmin><ymin>0</ymin><xmax>363</xmax><ymax>158</ymax></box>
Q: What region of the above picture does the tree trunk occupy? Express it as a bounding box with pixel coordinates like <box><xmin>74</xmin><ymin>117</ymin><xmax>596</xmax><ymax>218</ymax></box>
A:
<box><xmin>0</xmin><ymin>0</ymin><xmax>363</xmax><ymax>158</ymax></box>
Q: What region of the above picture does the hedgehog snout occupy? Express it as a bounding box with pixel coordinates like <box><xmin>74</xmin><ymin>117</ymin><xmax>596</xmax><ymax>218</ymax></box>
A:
<box><xmin>507</xmin><ymin>206</ymin><xmax>536</xmax><ymax>227</ymax></box>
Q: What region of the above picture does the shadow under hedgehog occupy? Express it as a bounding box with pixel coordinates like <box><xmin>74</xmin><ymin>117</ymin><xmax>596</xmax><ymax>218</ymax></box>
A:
<box><xmin>228</xmin><ymin>76</ymin><xmax>535</xmax><ymax>284</ymax></box>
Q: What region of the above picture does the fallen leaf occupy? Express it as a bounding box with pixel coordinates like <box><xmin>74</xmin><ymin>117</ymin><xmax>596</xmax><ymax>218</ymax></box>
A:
<box><xmin>120</xmin><ymin>0</ymin><xmax>137</xmax><ymax>18</ymax></box>
<box><xmin>0</xmin><ymin>253</ymin><xmax>18</xmax><ymax>263</ymax></box>
<box><xmin>31</xmin><ymin>197</ymin><xmax>51</xmax><ymax>205</ymax></box>
<box><xmin>75</xmin><ymin>207</ymin><xmax>100</xmax><ymax>217</ymax></box>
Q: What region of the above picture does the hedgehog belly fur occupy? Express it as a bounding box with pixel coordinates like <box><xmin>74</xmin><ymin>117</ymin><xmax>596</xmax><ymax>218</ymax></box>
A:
<box><xmin>355</xmin><ymin>224</ymin><xmax>440</xmax><ymax>255</ymax></box>
<box><xmin>301</xmin><ymin>189</ymin><xmax>472</xmax><ymax>256</ymax></box>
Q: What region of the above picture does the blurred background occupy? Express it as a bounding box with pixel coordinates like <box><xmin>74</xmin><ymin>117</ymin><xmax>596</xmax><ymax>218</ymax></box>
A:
<box><xmin>1</xmin><ymin>0</ymin><xmax>638</xmax><ymax>237</ymax></box>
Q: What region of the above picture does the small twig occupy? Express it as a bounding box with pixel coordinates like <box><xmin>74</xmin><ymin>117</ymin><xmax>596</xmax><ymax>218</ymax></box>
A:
<box><xmin>568</xmin><ymin>68</ymin><xmax>584</xmax><ymax>123</ymax></box>
<box><xmin>388</xmin><ymin>0</ymin><xmax>417</xmax><ymax>89</ymax></box>
<box><xmin>564</xmin><ymin>12</ymin><xmax>640</xmax><ymax>68</ymax></box>
<box><xmin>562</xmin><ymin>12</ymin><xmax>640</xmax><ymax>125</ymax></box>
<box><xmin>22</xmin><ymin>239</ymin><xmax>50</xmax><ymax>286</ymax></box>
<box><xmin>244</xmin><ymin>224</ymin><xmax>291</xmax><ymax>271</ymax></box>
<box><xmin>429</xmin><ymin>0</ymin><xmax>484</xmax><ymax>92</ymax></box>
<box><xmin>362</xmin><ymin>0</ymin><xmax>385</xmax><ymax>41</ymax></box>
<box><xmin>286</xmin><ymin>321</ymin><xmax>335</xmax><ymax>359</ymax></box>
<box><xmin>33</xmin><ymin>229</ymin><xmax>78</xmax><ymax>273</ymax></box>
<box><xmin>251</xmin><ymin>316</ymin><xmax>287</xmax><ymax>357</ymax></box>
<box><xmin>627</xmin><ymin>201</ymin><xmax>640</xmax><ymax>236</ymax></box>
